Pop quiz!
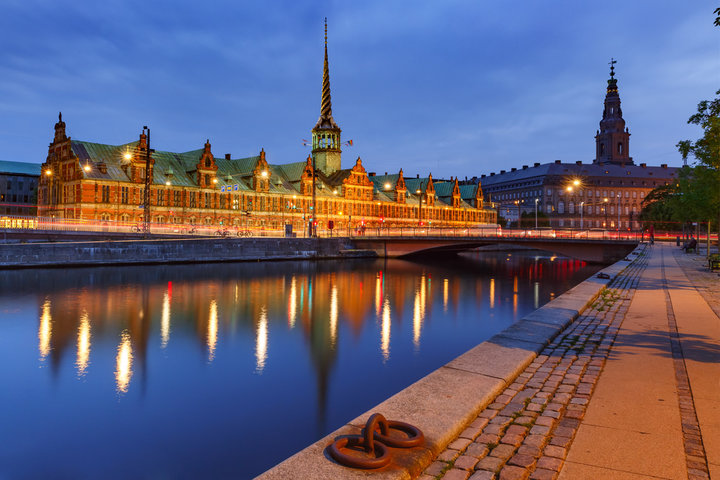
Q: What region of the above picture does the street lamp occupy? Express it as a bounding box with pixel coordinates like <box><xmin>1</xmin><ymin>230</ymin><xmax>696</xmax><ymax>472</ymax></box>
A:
<box><xmin>580</xmin><ymin>201</ymin><xmax>584</xmax><ymax>230</ymax></box>
<box><xmin>416</xmin><ymin>184</ymin><xmax>425</xmax><ymax>227</ymax></box>
<box><xmin>534</xmin><ymin>198</ymin><xmax>539</xmax><ymax>229</ymax></box>
<box><xmin>616</xmin><ymin>193</ymin><xmax>621</xmax><ymax>230</ymax></box>
<box><xmin>142</xmin><ymin>126</ymin><xmax>153</xmax><ymax>236</ymax></box>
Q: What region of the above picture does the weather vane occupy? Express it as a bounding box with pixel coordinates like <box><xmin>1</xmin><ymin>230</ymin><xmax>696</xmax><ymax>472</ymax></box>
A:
<box><xmin>609</xmin><ymin>58</ymin><xmax>617</xmax><ymax>78</ymax></box>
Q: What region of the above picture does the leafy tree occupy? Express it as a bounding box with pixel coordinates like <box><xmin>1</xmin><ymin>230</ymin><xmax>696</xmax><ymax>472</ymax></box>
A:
<box><xmin>520</xmin><ymin>210</ymin><xmax>549</xmax><ymax>228</ymax></box>
<box><xmin>639</xmin><ymin>182</ymin><xmax>681</xmax><ymax>230</ymax></box>
<box><xmin>676</xmin><ymin>89</ymin><xmax>720</xmax><ymax>246</ymax></box>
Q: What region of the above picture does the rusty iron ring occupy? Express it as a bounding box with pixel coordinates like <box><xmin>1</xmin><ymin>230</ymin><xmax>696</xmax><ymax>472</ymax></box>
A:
<box><xmin>327</xmin><ymin>435</ymin><xmax>391</xmax><ymax>469</ymax></box>
<box><xmin>371</xmin><ymin>420</ymin><xmax>425</xmax><ymax>448</ymax></box>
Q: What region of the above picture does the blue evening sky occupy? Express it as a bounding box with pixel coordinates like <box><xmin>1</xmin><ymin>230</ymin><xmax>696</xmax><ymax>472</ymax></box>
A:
<box><xmin>0</xmin><ymin>1</ymin><xmax>717</xmax><ymax>179</ymax></box>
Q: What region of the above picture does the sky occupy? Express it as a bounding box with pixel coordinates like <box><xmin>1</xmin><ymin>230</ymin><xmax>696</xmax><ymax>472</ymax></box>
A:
<box><xmin>0</xmin><ymin>1</ymin><xmax>717</xmax><ymax>179</ymax></box>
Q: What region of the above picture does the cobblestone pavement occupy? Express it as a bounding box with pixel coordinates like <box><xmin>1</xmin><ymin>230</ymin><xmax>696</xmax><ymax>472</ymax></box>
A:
<box><xmin>418</xmin><ymin>247</ymin><xmax>648</xmax><ymax>480</ymax></box>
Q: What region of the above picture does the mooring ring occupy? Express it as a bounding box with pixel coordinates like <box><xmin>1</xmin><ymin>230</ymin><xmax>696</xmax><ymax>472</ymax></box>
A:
<box><xmin>371</xmin><ymin>420</ymin><xmax>425</xmax><ymax>448</ymax></box>
<box><xmin>327</xmin><ymin>436</ymin><xmax>391</xmax><ymax>469</ymax></box>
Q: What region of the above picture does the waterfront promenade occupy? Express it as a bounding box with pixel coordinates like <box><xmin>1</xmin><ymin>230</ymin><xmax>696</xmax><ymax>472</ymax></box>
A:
<box><xmin>421</xmin><ymin>243</ymin><xmax>719</xmax><ymax>480</ymax></box>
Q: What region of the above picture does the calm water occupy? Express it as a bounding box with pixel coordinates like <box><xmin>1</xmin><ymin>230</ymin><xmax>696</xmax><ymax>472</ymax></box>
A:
<box><xmin>0</xmin><ymin>251</ymin><xmax>601</xmax><ymax>479</ymax></box>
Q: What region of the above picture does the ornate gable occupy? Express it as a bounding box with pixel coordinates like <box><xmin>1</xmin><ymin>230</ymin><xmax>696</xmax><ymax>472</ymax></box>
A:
<box><xmin>395</xmin><ymin>169</ymin><xmax>407</xmax><ymax>204</ymax></box>
<box><xmin>342</xmin><ymin>157</ymin><xmax>373</xmax><ymax>201</ymax></box>
<box><xmin>300</xmin><ymin>155</ymin><xmax>314</xmax><ymax>196</ymax></box>
<box><xmin>252</xmin><ymin>149</ymin><xmax>270</xmax><ymax>193</ymax></box>
<box><xmin>425</xmin><ymin>173</ymin><xmax>436</xmax><ymax>207</ymax></box>
<box><xmin>475</xmin><ymin>180</ymin><xmax>484</xmax><ymax>208</ymax></box>
<box><xmin>451</xmin><ymin>178</ymin><xmax>461</xmax><ymax>208</ymax></box>
<box><xmin>196</xmin><ymin>139</ymin><xmax>218</xmax><ymax>188</ymax></box>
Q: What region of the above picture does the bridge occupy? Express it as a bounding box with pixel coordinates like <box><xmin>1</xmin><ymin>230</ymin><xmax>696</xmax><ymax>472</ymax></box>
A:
<box><xmin>351</xmin><ymin>236</ymin><xmax>638</xmax><ymax>263</ymax></box>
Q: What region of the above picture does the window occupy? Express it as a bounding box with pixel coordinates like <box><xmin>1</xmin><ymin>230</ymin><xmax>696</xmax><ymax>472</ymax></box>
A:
<box><xmin>232</xmin><ymin>195</ymin><xmax>239</xmax><ymax>210</ymax></box>
<box><xmin>599</xmin><ymin>143</ymin><xmax>605</xmax><ymax>155</ymax></box>
<box><xmin>632</xmin><ymin>191</ymin><xmax>637</xmax><ymax>198</ymax></box>
<box><xmin>205</xmin><ymin>158</ymin><xmax>211</xmax><ymax>168</ymax></box>
<box><xmin>173</xmin><ymin>190</ymin><xmax>181</xmax><ymax>207</ymax></box>
<box><xmin>617</xmin><ymin>143</ymin><xmax>623</xmax><ymax>154</ymax></box>
<box><xmin>558</xmin><ymin>201</ymin><xmax>564</xmax><ymax>214</ymax></box>
<box><xmin>205</xmin><ymin>192</ymin><xmax>211</xmax><ymax>208</ymax></box>
<box><xmin>547</xmin><ymin>189</ymin><xmax>552</xmax><ymax>196</ymax></box>
<box><xmin>640</xmin><ymin>192</ymin><xmax>645</xmax><ymax>198</ymax></box>
<box><xmin>121</xmin><ymin>186</ymin><xmax>129</xmax><ymax>204</ymax></box>
<box><xmin>190</xmin><ymin>192</ymin><xmax>196</xmax><ymax>208</ymax></box>
<box><xmin>102</xmin><ymin>185</ymin><xmax>110</xmax><ymax>203</ymax></box>
<box><xmin>568</xmin><ymin>202</ymin><xmax>574</xmax><ymax>214</ymax></box>
<box><xmin>158</xmin><ymin>189</ymin><xmax>165</xmax><ymax>205</ymax></box>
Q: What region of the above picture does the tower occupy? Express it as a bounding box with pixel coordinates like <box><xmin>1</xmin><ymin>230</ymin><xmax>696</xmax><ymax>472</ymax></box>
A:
<box><xmin>311</xmin><ymin>18</ymin><xmax>342</xmax><ymax>175</ymax></box>
<box><xmin>594</xmin><ymin>59</ymin><xmax>632</xmax><ymax>165</ymax></box>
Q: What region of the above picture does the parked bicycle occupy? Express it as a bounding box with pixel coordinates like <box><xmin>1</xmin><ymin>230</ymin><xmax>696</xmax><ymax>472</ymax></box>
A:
<box><xmin>236</xmin><ymin>230</ymin><xmax>252</xmax><ymax>237</ymax></box>
<box><xmin>215</xmin><ymin>229</ymin><xmax>229</xmax><ymax>238</ymax></box>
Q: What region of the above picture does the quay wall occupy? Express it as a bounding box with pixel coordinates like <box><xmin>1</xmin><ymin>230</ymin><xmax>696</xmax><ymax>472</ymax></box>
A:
<box><xmin>0</xmin><ymin>237</ymin><xmax>368</xmax><ymax>268</ymax></box>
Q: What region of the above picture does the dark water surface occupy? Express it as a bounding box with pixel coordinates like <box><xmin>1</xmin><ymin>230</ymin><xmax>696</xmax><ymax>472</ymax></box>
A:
<box><xmin>0</xmin><ymin>251</ymin><xmax>601</xmax><ymax>479</ymax></box>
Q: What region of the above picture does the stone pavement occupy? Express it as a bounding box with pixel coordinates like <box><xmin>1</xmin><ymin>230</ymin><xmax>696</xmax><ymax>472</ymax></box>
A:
<box><xmin>419</xmin><ymin>243</ymin><xmax>720</xmax><ymax>480</ymax></box>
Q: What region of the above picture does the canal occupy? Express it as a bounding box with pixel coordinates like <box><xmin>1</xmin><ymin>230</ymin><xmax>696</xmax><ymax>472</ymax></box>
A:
<box><xmin>0</xmin><ymin>250</ymin><xmax>602</xmax><ymax>479</ymax></box>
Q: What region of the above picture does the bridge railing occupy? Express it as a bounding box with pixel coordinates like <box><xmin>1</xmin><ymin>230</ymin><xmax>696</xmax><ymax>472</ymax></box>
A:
<box><xmin>1</xmin><ymin>215</ymin><xmax>715</xmax><ymax>243</ymax></box>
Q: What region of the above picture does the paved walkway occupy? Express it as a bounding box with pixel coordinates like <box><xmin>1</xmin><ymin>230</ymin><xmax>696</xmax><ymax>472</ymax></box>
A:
<box><xmin>419</xmin><ymin>243</ymin><xmax>720</xmax><ymax>480</ymax></box>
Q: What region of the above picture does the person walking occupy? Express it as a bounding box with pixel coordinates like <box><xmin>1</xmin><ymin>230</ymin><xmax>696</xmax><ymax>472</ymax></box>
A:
<box><xmin>649</xmin><ymin>224</ymin><xmax>655</xmax><ymax>245</ymax></box>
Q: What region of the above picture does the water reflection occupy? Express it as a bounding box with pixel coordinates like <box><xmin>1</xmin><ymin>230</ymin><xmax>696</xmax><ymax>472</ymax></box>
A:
<box><xmin>115</xmin><ymin>330</ymin><xmax>133</xmax><ymax>394</ymax></box>
<box><xmin>38</xmin><ymin>299</ymin><xmax>51</xmax><ymax>362</ymax></box>
<box><xmin>1</xmin><ymin>252</ymin><xmax>602</xmax><ymax>479</ymax></box>
<box><xmin>76</xmin><ymin>311</ymin><xmax>91</xmax><ymax>377</ymax></box>
<box><xmin>21</xmin><ymin>253</ymin><xmax>601</xmax><ymax>397</ymax></box>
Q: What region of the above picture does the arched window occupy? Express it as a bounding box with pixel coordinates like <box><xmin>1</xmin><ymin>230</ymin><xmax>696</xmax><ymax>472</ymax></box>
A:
<box><xmin>205</xmin><ymin>158</ymin><xmax>211</xmax><ymax>168</ymax></box>
<box><xmin>618</xmin><ymin>142</ymin><xmax>623</xmax><ymax>154</ymax></box>
<box><xmin>599</xmin><ymin>143</ymin><xmax>605</xmax><ymax>155</ymax></box>
<box><xmin>558</xmin><ymin>201</ymin><xmax>565</xmax><ymax>214</ymax></box>
<box><xmin>568</xmin><ymin>202</ymin><xmax>575</xmax><ymax>214</ymax></box>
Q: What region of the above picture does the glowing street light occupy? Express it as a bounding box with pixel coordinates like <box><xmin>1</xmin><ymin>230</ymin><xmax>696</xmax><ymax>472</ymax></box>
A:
<box><xmin>534</xmin><ymin>198</ymin><xmax>539</xmax><ymax>229</ymax></box>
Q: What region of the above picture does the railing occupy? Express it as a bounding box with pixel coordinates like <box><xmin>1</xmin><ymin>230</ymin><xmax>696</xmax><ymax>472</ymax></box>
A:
<box><xmin>1</xmin><ymin>215</ymin><xmax>716</xmax><ymax>243</ymax></box>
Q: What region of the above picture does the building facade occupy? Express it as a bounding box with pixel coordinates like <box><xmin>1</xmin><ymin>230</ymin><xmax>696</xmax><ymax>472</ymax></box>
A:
<box><xmin>472</xmin><ymin>63</ymin><xmax>678</xmax><ymax>230</ymax></box>
<box><xmin>0</xmin><ymin>160</ymin><xmax>41</xmax><ymax>216</ymax></box>
<box><xmin>37</xmin><ymin>27</ymin><xmax>495</xmax><ymax>232</ymax></box>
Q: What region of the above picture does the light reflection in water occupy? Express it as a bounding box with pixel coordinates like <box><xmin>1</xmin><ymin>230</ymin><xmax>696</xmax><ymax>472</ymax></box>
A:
<box><xmin>443</xmin><ymin>278</ymin><xmax>449</xmax><ymax>312</ymax></box>
<box><xmin>534</xmin><ymin>282</ymin><xmax>540</xmax><ymax>309</ymax></box>
<box><xmin>489</xmin><ymin>278</ymin><xmax>495</xmax><ymax>309</ymax></box>
<box><xmin>330</xmin><ymin>284</ymin><xmax>338</xmax><ymax>346</ymax></box>
<box><xmin>76</xmin><ymin>311</ymin><xmax>91</xmax><ymax>377</ymax></box>
<box><xmin>381</xmin><ymin>299</ymin><xmax>391</xmax><ymax>362</ymax></box>
<box><xmin>288</xmin><ymin>277</ymin><xmax>297</xmax><ymax>328</ymax></box>
<box><xmin>375</xmin><ymin>273</ymin><xmax>383</xmax><ymax>316</ymax></box>
<box><xmin>207</xmin><ymin>300</ymin><xmax>218</xmax><ymax>362</ymax></box>
<box><xmin>255</xmin><ymin>308</ymin><xmax>268</xmax><ymax>373</ymax></box>
<box><xmin>38</xmin><ymin>299</ymin><xmax>51</xmax><ymax>362</ymax></box>
<box><xmin>161</xmin><ymin>290</ymin><xmax>171</xmax><ymax>349</ymax></box>
<box><xmin>115</xmin><ymin>330</ymin><xmax>133</xmax><ymax>394</ymax></box>
<box><xmin>513</xmin><ymin>276</ymin><xmax>519</xmax><ymax>316</ymax></box>
<box><xmin>413</xmin><ymin>275</ymin><xmax>426</xmax><ymax>350</ymax></box>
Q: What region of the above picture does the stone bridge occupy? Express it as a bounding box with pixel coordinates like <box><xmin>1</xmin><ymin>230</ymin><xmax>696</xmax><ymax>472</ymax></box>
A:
<box><xmin>351</xmin><ymin>236</ymin><xmax>639</xmax><ymax>263</ymax></box>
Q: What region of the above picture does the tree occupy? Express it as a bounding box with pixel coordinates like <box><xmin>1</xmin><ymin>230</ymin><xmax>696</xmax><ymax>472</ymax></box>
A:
<box><xmin>639</xmin><ymin>182</ymin><xmax>681</xmax><ymax>230</ymax></box>
<box><xmin>677</xmin><ymin>89</ymin><xmax>720</xmax><ymax>247</ymax></box>
<box><xmin>519</xmin><ymin>211</ymin><xmax>549</xmax><ymax>228</ymax></box>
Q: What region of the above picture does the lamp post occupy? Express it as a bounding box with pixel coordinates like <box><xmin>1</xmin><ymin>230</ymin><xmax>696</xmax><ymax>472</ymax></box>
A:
<box><xmin>616</xmin><ymin>193</ymin><xmax>621</xmax><ymax>231</ymax></box>
<box><xmin>534</xmin><ymin>198</ymin><xmax>539</xmax><ymax>230</ymax></box>
<box><xmin>142</xmin><ymin>126</ymin><xmax>152</xmax><ymax>236</ymax></box>
<box><xmin>310</xmin><ymin>157</ymin><xmax>317</xmax><ymax>238</ymax></box>
<box><xmin>580</xmin><ymin>201</ymin><xmax>584</xmax><ymax>230</ymax></box>
<box><xmin>416</xmin><ymin>183</ymin><xmax>425</xmax><ymax>228</ymax></box>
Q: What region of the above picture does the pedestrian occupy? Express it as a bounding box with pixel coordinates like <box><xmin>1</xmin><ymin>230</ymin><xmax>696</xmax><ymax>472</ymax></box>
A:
<box><xmin>649</xmin><ymin>224</ymin><xmax>655</xmax><ymax>245</ymax></box>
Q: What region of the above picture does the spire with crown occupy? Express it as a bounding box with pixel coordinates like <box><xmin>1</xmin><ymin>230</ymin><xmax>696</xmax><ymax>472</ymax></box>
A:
<box><xmin>311</xmin><ymin>18</ymin><xmax>342</xmax><ymax>175</ymax></box>
<box><xmin>594</xmin><ymin>58</ymin><xmax>632</xmax><ymax>165</ymax></box>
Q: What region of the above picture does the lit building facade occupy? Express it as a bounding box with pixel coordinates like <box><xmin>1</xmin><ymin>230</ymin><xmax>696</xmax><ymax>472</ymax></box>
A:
<box><xmin>36</xmin><ymin>26</ymin><xmax>495</xmax><ymax>232</ymax></box>
<box><xmin>471</xmin><ymin>63</ymin><xmax>678</xmax><ymax>230</ymax></box>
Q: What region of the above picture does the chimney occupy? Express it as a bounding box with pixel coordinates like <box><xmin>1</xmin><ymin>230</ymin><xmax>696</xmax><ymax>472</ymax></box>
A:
<box><xmin>369</xmin><ymin>172</ymin><xmax>376</xmax><ymax>176</ymax></box>
<box><xmin>522</xmin><ymin>165</ymin><xmax>528</xmax><ymax>169</ymax></box>
<box><xmin>511</xmin><ymin>168</ymin><xmax>516</xmax><ymax>172</ymax></box>
<box><xmin>490</xmin><ymin>172</ymin><xmax>495</xmax><ymax>176</ymax></box>
<box><xmin>640</xmin><ymin>163</ymin><xmax>647</xmax><ymax>168</ymax></box>
<box><xmin>534</xmin><ymin>162</ymin><xmax>540</xmax><ymax>167</ymax></box>
<box><xmin>417</xmin><ymin>174</ymin><xmax>420</xmax><ymax>178</ymax></box>
<box><xmin>554</xmin><ymin>160</ymin><xmax>561</xmax><ymax>165</ymax></box>
<box><xmin>500</xmin><ymin>170</ymin><xmax>506</xmax><ymax>174</ymax></box>
<box><xmin>661</xmin><ymin>164</ymin><xmax>667</xmax><ymax>169</ymax></box>
<box><xmin>225</xmin><ymin>153</ymin><xmax>231</xmax><ymax>160</ymax></box>
<box><xmin>575</xmin><ymin>161</ymin><xmax>582</xmax><ymax>165</ymax></box>
<box><xmin>385</xmin><ymin>172</ymin><xmax>388</xmax><ymax>175</ymax></box>
<box><xmin>481</xmin><ymin>174</ymin><xmax>486</xmax><ymax>178</ymax></box>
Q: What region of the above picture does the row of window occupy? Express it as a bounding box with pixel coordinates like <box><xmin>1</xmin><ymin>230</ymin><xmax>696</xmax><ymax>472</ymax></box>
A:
<box><xmin>0</xmin><ymin>194</ymin><xmax>30</xmax><ymax>203</ymax></box>
<box><xmin>3</xmin><ymin>179</ymin><xmax>36</xmax><ymax>192</ymax></box>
